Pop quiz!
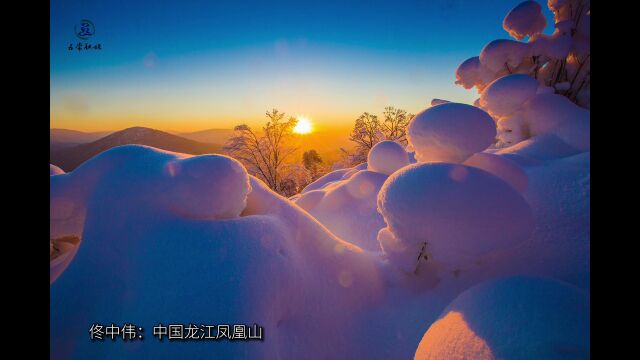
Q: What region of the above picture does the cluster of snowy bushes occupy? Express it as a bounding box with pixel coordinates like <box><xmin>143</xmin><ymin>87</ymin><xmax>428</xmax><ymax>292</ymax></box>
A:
<box><xmin>50</xmin><ymin>1</ymin><xmax>589</xmax><ymax>359</ymax></box>
<box><xmin>456</xmin><ymin>0</ymin><xmax>590</xmax><ymax>148</ymax></box>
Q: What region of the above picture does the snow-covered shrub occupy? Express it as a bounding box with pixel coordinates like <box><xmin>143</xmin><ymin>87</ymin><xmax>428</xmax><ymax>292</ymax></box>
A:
<box><xmin>479</xmin><ymin>39</ymin><xmax>532</xmax><ymax>74</ymax></box>
<box><xmin>479</xmin><ymin>74</ymin><xmax>539</xmax><ymax>118</ymax></box>
<box><xmin>407</xmin><ymin>103</ymin><xmax>496</xmax><ymax>163</ymax></box>
<box><xmin>519</xmin><ymin>93</ymin><xmax>589</xmax><ymax>150</ymax></box>
<box><xmin>503</xmin><ymin>1</ymin><xmax>547</xmax><ymax>40</ymax></box>
<box><xmin>367</xmin><ymin>140</ymin><xmax>410</xmax><ymax>175</ymax></box>
<box><xmin>479</xmin><ymin>73</ymin><xmax>590</xmax><ymax>149</ymax></box>
<box><xmin>455</xmin><ymin>57</ymin><xmax>487</xmax><ymax>90</ymax></box>
<box><xmin>456</xmin><ymin>0</ymin><xmax>590</xmax><ymax>116</ymax></box>
<box><xmin>414</xmin><ymin>276</ymin><xmax>590</xmax><ymax>359</ymax></box>
<box><xmin>376</xmin><ymin>163</ymin><xmax>533</xmax><ymax>273</ymax></box>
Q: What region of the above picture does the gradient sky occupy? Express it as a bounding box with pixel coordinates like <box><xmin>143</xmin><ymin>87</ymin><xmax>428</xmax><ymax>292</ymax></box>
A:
<box><xmin>50</xmin><ymin>0</ymin><xmax>555</xmax><ymax>132</ymax></box>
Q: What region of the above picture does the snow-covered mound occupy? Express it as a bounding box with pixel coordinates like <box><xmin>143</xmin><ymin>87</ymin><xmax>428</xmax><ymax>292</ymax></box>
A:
<box><xmin>407</xmin><ymin>103</ymin><xmax>496</xmax><ymax>163</ymax></box>
<box><xmin>50</xmin><ymin>164</ymin><xmax>65</xmax><ymax>175</ymax></box>
<box><xmin>463</xmin><ymin>152</ymin><xmax>528</xmax><ymax>193</ymax></box>
<box><xmin>294</xmin><ymin>142</ymin><xmax>412</xmax><ymax>251</ymax></box>
<box><xmin>502</xmin><ymin>0</ymin><xmax>547</xmax><ymax>40</ymax></box>
<box><xmin>295</xmin><ymin>169</ymin><xmax>389</xmax><ymax>251</ymax></box>
<box><xmin>479</xmin><ymin>74</ymin><xmax>539</xmax><ymax>118</ymax></box>
<box><xmin>367</xmin><ymin>140</ymin><xmax>410</xmax><ymax>175</ymax></box>
<box><xmin>496</xmin><ymin>133</ymin><xmax>582</xmax><ymax>162</ymax></box>
<box><xmin>50</xmin><ymin>135</ymin><xmax>590</xmax><ymax>358</ymax></box>
<box><xmin>455</xmin><ymin>56</ymin><xmax>487</xmax><ymax>90</ymax></box>
<box><xmin>51</xmin><ymin>145</ymin><xmax>388</xmax><ymax>359</ymax></box>
<box><xmin>301</xmin><ymin>167</ymin><xmax>351</xmax><ymax>193</ymax></box>
<box><xmin>479</xmin><ymin>39</ymin><xmax>530</xmax><ymax>74</ymax></box>
<box><xmin>485</xmin><ymin>151</ymin><xmax>590</xmax><ymax>289</ymax></box>
<box><xmin>377</xmin><ymin>162</ymin><xmax>534</xmax><ymax>272</ymax></box>
<box><xmin>520</xmin><ymin>93</ymin><xmax>590</xmax><ymax>150</ymax></box>
<box><xmin>414</xmin><ymin>276</ymin><xmax>590</xmax><ymax>360</ymax></box>
<box><xmin>163</xmin><ymin>154</ymin><xmax>251</xmax><ymax>219</ymax></box>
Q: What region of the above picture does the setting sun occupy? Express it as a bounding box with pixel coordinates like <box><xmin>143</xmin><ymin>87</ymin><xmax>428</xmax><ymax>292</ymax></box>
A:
<box><xmin>294</xmin><ymin>117</ymin><xmax>313</xmax><ymax>134</ymax></box>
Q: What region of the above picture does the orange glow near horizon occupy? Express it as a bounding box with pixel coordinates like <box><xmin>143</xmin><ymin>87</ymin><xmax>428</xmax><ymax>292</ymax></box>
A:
<box><xmin>293</xmin><ymin>116</ymin><xmax>313</xmax><ymax>134</ymax></box>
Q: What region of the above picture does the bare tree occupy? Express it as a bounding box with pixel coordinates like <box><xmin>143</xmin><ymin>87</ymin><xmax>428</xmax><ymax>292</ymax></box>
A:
<box><xmin>224</xmin><ymin>109</ymin><xmax>297</xmax><ymax>193</ymax></box>
<box><xmin>381</xmin><ymin>106</ymin><xmax>414</xmax><ymax>146</ymax></box>
<box><xmin>347</xmin><ymin>107</ymin><xmax>414</xmax><ymax>163</ymax></box>
<box><xmin>349</xmin><ymin>112</ymin><xmax>382</xmax><ymax>159</ymax></box>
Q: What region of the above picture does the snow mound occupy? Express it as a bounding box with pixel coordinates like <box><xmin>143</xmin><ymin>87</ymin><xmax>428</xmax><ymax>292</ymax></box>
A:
<box><xmin>529</xmin><ymin>32</ymin><xmax>572</xmax><ymax>59</ymax></box>
<box><xmin>497</xmin><ymin>133</ymin><xmax>582</xmax><ymax>161</ymax></box>
<box><xmin>479</xmin><ymin>39</ymin><xmax>530</xmax><ymax>73</ymax></box>
<box><xmin>479</xmin><ymin>74</ymin><xmax>539</xmax><ymax>118</ymax></box>
<box><xmin>51</xmin><ymin>145</ymin><xmax>386</xmax><ymax>359</ymax></box>
<box><xmin>521</xmin><ymin>93</ymin><xmax>590</xmax><ymax>150</ymax></box>
<box><xmin>163</xmin><ymin>154</ymin><xmax>251</xmax><ymax>220</ymax></box>
<box><xmin>463</xmin><ymin>152</ymin><xmax>528</xmax><ymax>193</ymax></box>
<box><xmin>367</xmin><ymin>140</ymin><xmax>410</xmax><ymax>175</ymax></box>
<box><xmin>295</xmin><ymin>170</ymin><xmax>389</xmax><ymax>251</ymax></box>
<box><xmin>50</xmin><ymin>146</ymin><xmax>252</xmax><ymax>284</ymax></box>
<box><xmin>407</xmin><ymin>103</ymin><xmax>496</xmax><ymax>163</ymax></box>
<box><xmin>302</xmin><ymin>168</ymin><xmax>351</xmax><ymax>193</ymax></box>
<box><xmin>50</xmin><ymin>164</ymin><xmax>65</xmax><ymax>175</ymax></box>
<box><xmin>455</xmin><ymin>56</ymin><xmax>494</xmax><ymax>91</ymax></box>
<box><xmin>485</xmin><ymin>152</ymin><xmax>590</xmax><ymax>289</ymax></box>
<box><xmin>377</xmin><ymin>163</ymin><xmax>533</xmax><ymax>272</ymax></box>
<box><xmin>430</xmin><ymin>98</ymin><xmax>450</xmax><ymax>106</ymax></box>
<box><xmin>493</xmin><ymin>92</ymin><xmax>590</xmax><ymax>150</ymax></box>
<box><xmin>503</xmin><ymin>1</ymin><xmax>547</xmax><ymax>40</ymax></box>
<box><xmin>414</xmin><ymin>276</ymin><xmax>589</xmax><ymax>360</ymax></box>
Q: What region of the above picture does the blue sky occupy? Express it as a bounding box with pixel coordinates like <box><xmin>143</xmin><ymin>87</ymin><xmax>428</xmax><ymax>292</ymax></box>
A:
<box><xmin>50</xmin><ymin>0</ymin><xmax>555</xmax><ymax>131</ymax></box>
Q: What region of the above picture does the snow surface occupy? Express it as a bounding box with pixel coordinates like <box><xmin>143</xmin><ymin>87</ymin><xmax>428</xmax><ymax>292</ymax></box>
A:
<box><xmin>50</xmin><ymin>137</ymin><xmax>590</xmax><ymax>358</ymax></box>
<box><xmin>463</xmin><ymin>152</ymin><xmax>528</xmax><ymax>193</ymax></box>
<box><xmin>407</xmin><ymin>103</ymin><xmax>496</xmax><ymax>163</ymax></box>
<box><xmin>415</xmin><ymin>276</ymin><xmax>589</xmax><ymax>360</ymax></box>
<box><xmin>367</xmin><ymin>140</ymin><xmax>410</xmax><ymax>175</ymax></box>
<box><xmin>295</xmin><ymin>169</ymin><xmax>389</xmax><ymax>251</ymax></box>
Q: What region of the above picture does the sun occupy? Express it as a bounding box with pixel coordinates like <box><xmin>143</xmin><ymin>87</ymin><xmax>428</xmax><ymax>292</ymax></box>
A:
<box><xmin>293</xmin><ymin>116</ymin><xmax>313</xmax><ymax>134</ymax></box>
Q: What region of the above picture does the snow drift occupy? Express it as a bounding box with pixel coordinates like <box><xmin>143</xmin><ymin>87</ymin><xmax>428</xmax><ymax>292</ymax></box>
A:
<box><xmin>414</xmin><ymin>276</ymin><xmax>589</xmax><ymax>360</ymax></box>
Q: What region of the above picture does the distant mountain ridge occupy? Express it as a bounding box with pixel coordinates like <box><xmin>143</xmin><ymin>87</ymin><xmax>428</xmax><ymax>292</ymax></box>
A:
<box><xmin>50</xmin><ymin>127</ymin><xmax>222</xmax><ymax>171</ymax></box>
<box><xmin>50</xmin><ymin>128</ymin><xmax>113</xmax><ymax>144</ymax></box>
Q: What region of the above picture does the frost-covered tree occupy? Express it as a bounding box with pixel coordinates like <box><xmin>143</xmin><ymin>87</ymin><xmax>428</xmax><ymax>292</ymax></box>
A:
<box><xmin>347</xmin><ymin>106</ymin><xmax>414</xmax><ymax>164</ymax></box>
<box><xmin>224</xmin><ymin>109</ymin><xmax>298</xmax><ymax>194</ymax></box>
<box><xmin>280</xmin><ymin>163</ymin><xmax>312</xmax><ymax>197</ymax></box>
<box><xmin>381</xmin><ymin>106</ymin><xmax>414</xmax><ymax>146</ymax></box>
<box><xmin>349</xmin><ymin>112</ymin><xmax>381</xmax><ymax>154</ymax></box>
<box><xmin>455</xmin><ymin>0</ymin><xmax>589</xmax><ymax>108</ymax></box>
